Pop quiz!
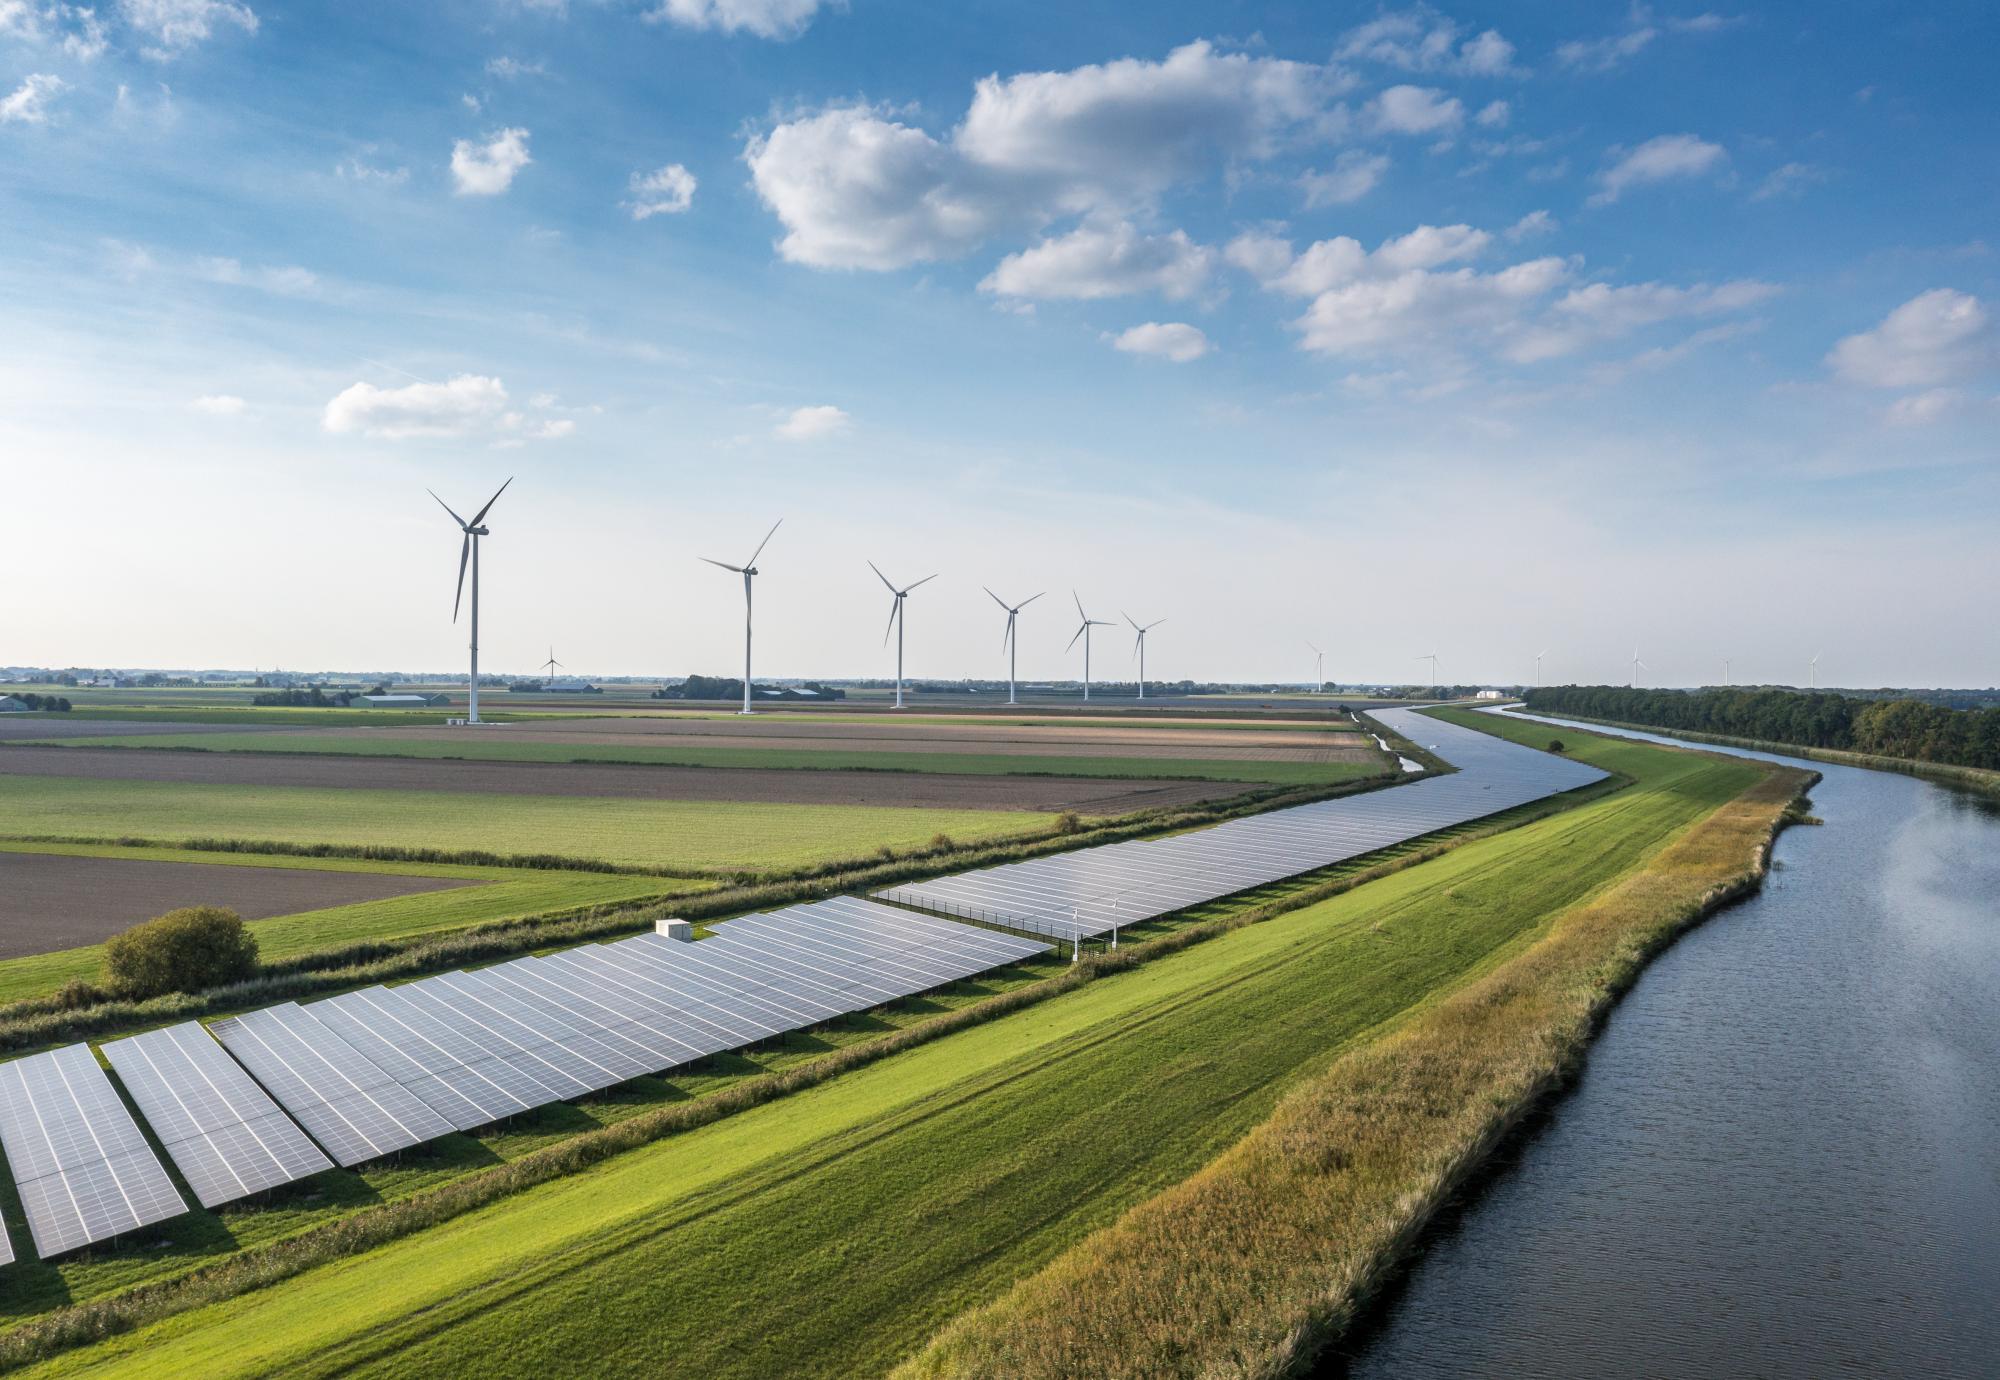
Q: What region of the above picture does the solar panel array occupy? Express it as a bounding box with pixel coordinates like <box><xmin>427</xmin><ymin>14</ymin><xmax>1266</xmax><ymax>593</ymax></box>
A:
<box><xmin>216</xmin><ymin>899</ymin><xmax>1046</xmax><ymax>1157</ymax></box>
<box><xmin>875</xmin><ymin>708</ymin><xmax>1608</xmax><ymax>939</ymax></box>
<box><xmin>0</xmin><ymin>1044</ymin><xmax>187</xmax><ymax>1258</ymax></box>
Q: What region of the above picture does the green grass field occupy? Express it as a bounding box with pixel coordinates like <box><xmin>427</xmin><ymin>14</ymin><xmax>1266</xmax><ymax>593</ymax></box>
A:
<box><xmin>12</xmin><ymin>722</ymin><xmax>1758</xmax><ymax>1379</ymax></box>
<box><xmin>34</xmin><ymin>732</ymin><xmax>1379</xmax><ymax>786</ymax></box>
<box><xmin>0</xmin><ymin>842</ymin><xmax>710</xmax><ymax>1005</ymax></box>
<box><xmin>0</xmin><ymin>776</ymin><xmax>1056</xmax><ymax>874</ymax></box>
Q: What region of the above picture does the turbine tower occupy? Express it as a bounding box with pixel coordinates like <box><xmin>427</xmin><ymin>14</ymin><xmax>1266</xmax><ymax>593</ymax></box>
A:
<box><xmin>700</xmin><ymin>518</ymin><xmax>781</xmax><ymax>716</ymax></box>
<box><xmin>985</xmin><ymin>588</ymin><xmax>1043</xmax><ymax>705</ymax></box>
<box><xmin>1535</xmin><ymin>649</ymin><xmax>1549</xmax><ymax>688</ymax></box>
<box><xmin>1809</xmin><ymin>652</ymin><xmax>1821</xmax><ymax>690</ymax></box>
<box><xmin>1629</xmin><ymin>649</ymin><xmax>1647</xmax><ymax>688</ymax></box>
<box><xmin>1124</xmin><ymin>613</ymin><xmax>1165</xmax><ymax>699</ymax></box>
<box><xmin>1308</xmin><ymin>641</ymin><xmax>1325</xmax><ymax>692</ymax></box>
<box><xmin>1724</xmin><ymin>657</ymin><xmax>1732</xmax><ymax>686</ymax></box>
<box><xmin>428</xmin><ymin>477</ymin><xmax>512</xmax><ymax>726</ymax></box>
<box><xmin>1416</xmin><ymin>652</ymin><xmax>1440</xmax><ymax>691</ymax></box>
<box><xmin>870</xmin><ymin>561</ymin><xmax>937</xmax><ymax>709</ymax></box>
<box><xmin>541</xmin><ymin>647</ymin><xmax>562</xmax><ymax>682</ymax></box>
<box><xmin>1067</xmin><ymin>593</ymin><xmax>1114</xmax><ymax>702</ymax></box>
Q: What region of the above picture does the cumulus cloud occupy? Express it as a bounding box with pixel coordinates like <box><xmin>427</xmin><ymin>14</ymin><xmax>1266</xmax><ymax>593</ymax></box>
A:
<box><xmin>0</xmin><ymin>72</ymin><xmax>63</xmax><ymax>123</ymax></box>
<box><xmin>1474</xmin><ymin>99</ymin><xmax>1509</xmax><ymax>129</ymax></box>
<box><xmin>1883</xmin><ymin>388</ymin><xmax>1963</xmax><ymax>427</ymax></box>
<box><xmin>745</xmin><ymin>41</ymin><xmax>1346</xmax><ymax>271</ymax></box>
<box><xmin>484</xmin><ymin>56</ymin><xmax>546</xmax><ymax>79</ymax></box>
<box><xmin>1555</xmin><ymin>26</ymin><xmax>1655</xmax><ymax>72</ymax></box>
<box><xmin>1369</xmin><ymin>84</ymin><xmax>1463</xmax><ymax>136</ymax></box>
<box><xmin>1337</xmin><ymin>10</ymin><xmax>1520</xmax><ymax>76</ymax></box>
<box><xmin>1827</xmin><ymin>289</ymin><xmax>1990</xmax><ymax>389</ymax></box>
<box><xmin>322</xmin><ymin>374</ymin><xmax>573</xmax><ymax>443</ymax></box>
<box><xmin>774</xmin><ymin>404</ymin><xmax>850</xmax><ymax>440</ymax></box>
<box><xmin>980</xmin><ymin>221</ymin><xmax>1214</xmax><ymax>301</ymax></box>
<box><xmin>1299</xmin><ymin>150</ymin><xmax>1389</xmax><ymax>207</ymax></box>
<box><xmin>452</xmin><ymin>127</ymin><xmax>531</xmax><ymax>196</ymax></box>
<box><xmin>1508</xmin><ymin>278</ymin><xmax>1778</xmax><ymax>362</ymax></box>
<box><xmin>120</xmin><ymin>0</ymin><xmax>256</xmax><ymax>58</ymax></box>
<box><xmin>648</xmin><ymin>0</ymin><xmax>830</xmax><ymax>39</ymax></box>
<box><xmin>189</xmin><ymin>393</ymin><xmax>246</xmax><ymax>415</ymax></box>
<box><xmin>1591</xmin><ymin>133</ymin><xmax>1726</xmax><ymax>204</ymax></box>
<box><xmin>625</xmin><ymin>162</ymin><xmax>697</xmax><ymax>218</ymax></box>
<box><xmin>1506</xmin><ymin>209</ymin><xmax>1557</xmax><ymax>240</ymax></box>
<box><xmin>1750</xmin><ymin>161</ymin><xmax>1828</xmax><ymax>202</ymax></box>
<box><xmin>1108</xmin><ymin>321</ymin><xmax>1212</xmax><ymax>362</ymax></box>
<box><xmin>194</xmin><ymin>256</ymin><xmax>318</xmax><ymax>295</ymax></box>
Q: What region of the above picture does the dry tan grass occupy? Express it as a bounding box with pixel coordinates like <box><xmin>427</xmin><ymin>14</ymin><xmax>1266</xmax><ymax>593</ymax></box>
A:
<box><xmin>897</xmin><ymin>761</ymin><xmax>1813</xmax><ymax>1380</ymax></box>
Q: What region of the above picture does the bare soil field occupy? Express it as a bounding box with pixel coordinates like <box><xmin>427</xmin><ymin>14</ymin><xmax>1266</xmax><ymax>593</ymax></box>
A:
<box><xmin>0</xmin><ymin>718</ymin><xmax>286</xmax><ymax>742</ymax></box>
<box><xmin>0</xmin><ymin>746</ymin><xmax>1239</xmax><ymax>814</ymax></box>
<box><xmin>0</xmin><ymin>851</ymin><xmax>475</xmax><ymax>959</ymax></box>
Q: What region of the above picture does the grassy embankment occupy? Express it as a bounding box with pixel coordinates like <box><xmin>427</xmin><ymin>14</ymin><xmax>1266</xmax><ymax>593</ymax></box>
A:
<box><xmin>0</xmin><ymin>841</ymin><xmax>708</xmax><ymax>1005</ymax></box>
<box><xmin>0</xmin><ymin>776</ymin><xmax>1056</xmax><ymax>874</ymax></box>
<box><xmin>33</xmin><ymin>732</ymin><xmax>1377</xmax><ymax>787</ymax></box>
<box><xmin>900</xmin><ymin>710</ymin><xmax>1810</xmax><ymax>1379</ymax></box>
<box><xmin>8</xmin><ymin>722</ymin><xmax>1771</xmax><ymax>1379</ymax></box>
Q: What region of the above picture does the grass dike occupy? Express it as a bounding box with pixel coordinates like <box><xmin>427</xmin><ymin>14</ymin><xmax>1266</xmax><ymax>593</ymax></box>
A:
<box><xmin>897</xmin><ymin>733</ymin><xmax>1813</xmax><ymax>1380</ymax></box>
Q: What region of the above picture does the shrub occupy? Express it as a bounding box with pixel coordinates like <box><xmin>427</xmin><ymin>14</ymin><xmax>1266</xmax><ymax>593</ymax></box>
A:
<box><xmin>1056</xmin><ymin>811</ymin><xmax>1083</xmax><ymax>835</ymax></box>
<box><xmin>52</xmin><ymin>979</ymin><xmax>105</xmax><ymax>1010</ymax></box>
<box><xmin>104</xmin><ymin>906</ymin><xmax>260</xmax><ymax>999</ymax></box>
<box><xmin>1547</xmin><ymin>739</ymin><xmax>1566</xmax><ymax>754</ymax></box>
<box><xmin>929</xmin><ymin>833</ymin><xmax>956</xmax><ymax>852</ymax></box>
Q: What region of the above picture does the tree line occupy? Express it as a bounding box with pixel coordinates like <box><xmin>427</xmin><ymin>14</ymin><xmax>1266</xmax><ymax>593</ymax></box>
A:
<box><xmin>1523</xmin><ymin>685</ymin><xmax>2000</xmax><ymax>771</ymax></box>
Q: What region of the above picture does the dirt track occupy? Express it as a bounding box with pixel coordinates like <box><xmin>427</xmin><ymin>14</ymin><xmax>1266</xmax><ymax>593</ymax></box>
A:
<box><xmin>0</xmin><ymin>852</ymin><xmax>473</xmax><ymax>959</ymax></box>
<box><xmin>0</xmin><ymin>747</ymin><xmax>1243</xmax><ymax>815</ymax></box>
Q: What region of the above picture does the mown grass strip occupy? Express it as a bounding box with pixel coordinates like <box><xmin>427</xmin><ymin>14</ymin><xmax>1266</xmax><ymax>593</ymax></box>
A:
<box><xmin>896</xmin><ymin>743</ymin><xmax>1812</xmax><ymax>1380</ymax></box>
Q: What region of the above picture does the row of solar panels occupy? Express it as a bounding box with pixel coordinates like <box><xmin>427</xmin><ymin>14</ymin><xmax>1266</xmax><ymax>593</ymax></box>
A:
<box><xmin>0</xmin><ymin>898</ymin><xmax>1047</xmax><ymax>1261</ymax></box>
<box><xmin>876</xmin><ymin>708</ymin><xmax>1609</xmax><ymax>938</ymax></box>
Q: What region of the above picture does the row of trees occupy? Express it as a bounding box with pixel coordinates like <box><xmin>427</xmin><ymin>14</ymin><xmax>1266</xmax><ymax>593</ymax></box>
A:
<box><xmin>1524</xmin><ymin>685</ymin><xmax>2000</xmax><ymax>771</ymax></box>
<box><xmin>655</xmin><ymin>675</ymin><xmax>846</xmax><ymax>701</ymax></box>
<box><xmin>8</xmin><ymin>692</ymin><xmax>72</xmax><ymax>711</ymax></box>
<box><xmin>251</xmin><ymin>683</ymin><xmax>390</xmax><ymax>707</ymax></box>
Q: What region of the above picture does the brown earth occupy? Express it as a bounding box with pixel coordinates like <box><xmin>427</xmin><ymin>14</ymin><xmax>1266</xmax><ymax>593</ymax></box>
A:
<box><xmin>0</xmin><ymin>746</ymin><xmax>1244</xmax><ymax>815</ymax></box>
<box><xmin>0</xmin><ymin>852</ymin><xmax>475</xmax><ymax>959</ymax></box>
<box><xmin>0</xmin><ymin>718</ymin><xmax>283</xmax><ymax>741</ymax></box>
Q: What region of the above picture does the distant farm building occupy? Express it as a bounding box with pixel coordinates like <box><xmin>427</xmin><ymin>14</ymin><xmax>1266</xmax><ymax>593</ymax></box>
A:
<box><xmin>357</xmin><ymin>693</ymin><xmax>446</xmax><ymax>708</ymax></box>
<box><xmin>1474</xmin><ymin>689</ymin><xmax>1508</xmax><ymax>701</ymax></box>
<box><xmin>543</xmin><ymin>681</ymin><xmax>599</xmax><ymax>694</ymax></box>
<box><xmin>0</xmin><ymin>696</ymin><xmax>28</xmax><ymax>713</ymax></box>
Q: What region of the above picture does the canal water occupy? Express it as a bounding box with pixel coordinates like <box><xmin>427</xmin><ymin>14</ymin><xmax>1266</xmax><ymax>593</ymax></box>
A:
<box><xmin>1333</xmin><ymin>711</ymin><xmax>2000</xmax><ymax>1379</ymax></box>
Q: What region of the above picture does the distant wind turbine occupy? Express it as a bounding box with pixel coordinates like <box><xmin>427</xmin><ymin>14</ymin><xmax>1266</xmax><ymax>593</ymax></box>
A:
<box><xmin>700</xmin><ymin>518</ymin><xmax>782</xmax><ymax>716</ymax></box>
<box><xmin>1308</xmin><ymin>641</ymin><xmax>1325</xmax><ymax>692</ymax></box>
<box><xmin>1629</xmin><ymin>649</ymin><xmax>1647</xmax><ymax>688</ymax></box>
<box><xmin>1809</xmin><ymin>652</ymin><xmax>1821</xmax><ymax>690</ymax></box>
<box><xmin>985</xmin><ymin>588</ymin><xmax>1043</xmax><ymax>705</ymax></box>
<box><xmin>541</xmin><ymin>647</ymin><xmax>562</xmax><ymax>681</ymax></box>
<box><xmin>1067</xmin><ymin>593</ymin><xmax>1114</xmax><ymax>702</ymax></box>
<box><xmin>1124</xmin><ymin>613</ymin><xmax>1165</xmax><ymax>699</ymax></box>
<box><xmin>1415</xmin><ymin>652</ymin><xmax>1440</xmax><ymax>690</ymax></box>
<box><xmin>428</xmin><ymin>477</ymin><xmax>512</xmax><ymax>726</ymax></box>
<box><xmin>1535</xmin><ymin>649</ymin><xmax>1549</xmax><ymax>688</ymax></box>
<box><xmin>1723</xmin><ymin>657</ymin><xmax>1732</xmax><ymax>687</ymax></box>
<box><xmin>870</xmin><ymin>562</ymin><xmax>937</xmax><ymax>710</ymax></box>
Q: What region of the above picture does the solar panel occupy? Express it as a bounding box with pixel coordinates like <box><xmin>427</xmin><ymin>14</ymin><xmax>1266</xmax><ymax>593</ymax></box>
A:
<box><xmin>209</xmin><ymin>1004</ymin><xmax>457</xmax><ymax>1166</ymax></box>
<box><xmin>875</xmin><ymin>708</ymin><xmax>1608</xmax><ymax>938</ymax></box>
<box><xmin>101</xmin><ymin>1022</ymin><xmax>332</xmax><ymax>1208</ymax></box>
<box><xmin>0</xmin><ymin>1044</ymin><xmax>187</xmax><ymax>1257</ymax></box>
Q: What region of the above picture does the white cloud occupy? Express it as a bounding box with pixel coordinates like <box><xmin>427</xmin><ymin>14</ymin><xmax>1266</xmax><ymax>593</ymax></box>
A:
<box><xmin>746</xmin><ymin>41</ymin><xmax>1347</xmax><ymax>271</ymax></box>
<box><xmin>1555</xmin><ymin>26</ymin><xmax>1656</xmax><ymax>72</ymax></box>
<box><xmin>1108</xmin><ymin>321</ymin><xmax>1211</xmax><ymax>362</ymax></box>
<box><xmin>1827</xmin><ymin>289</ymin><xmax>1990</xmax><ymax>389</ymax></box>
<box><xmin>648</xmin><ymin>0</ymin><xmax>830</xmax><ymax>40</ymax></box>
<box><xmin>337</xmin><ymin>152</ymin><xmax>409</xmax><ymax>185</ymax></box>
<box><xmin>625</xmin><ymin>162</ymin><xmax>697</xmax><ymax>219</ymax></box>
<box><xmin>119</xmin><ymin>0</ymin><xmax>256</xmax><ymax>57</ymax></box>
<box><xmin>1508</xmin><ymin>278</ymin><xmax>1778</xmax><ymax>362</ymax></box>
<box><xmin>1370</xmin><ymin>84</ymin><xmax>1463</xmax><ymax>136</ymax></box>
<box><xmin>1883</xmin><ymin>388</ymin><xmax>1962</xmax><ymax>427</ymax></box>
<box><xmin>1299</xmin><ymin>150</ymin><xmax>1388</xmax><ymax>207</ymax></box>
<box><xmin>1223</xmin><ymin>230</ymin><xmax>1294</xmax><ymax>283</ymax></box>
<box><xmin>1750</xmin><ymin>161</ymin><xmax>1827</xmax><ymax>202</ymax></box>
<box><xmin>451</xmin><ymin>127</ymin><xmax>531</xmax><ymax>196</ymax></box>
<box><xmin>1506</xmin><ymin>209</ymin><xmax>1557</xmax><ymax>240</ymax></box>
<box><xmin>1337</xmin><ymin>10</ymin><xmax>1520</xmax><ymax>76</ymax></box>
<box><xmin>0</xmin><ymin>72</ymin><xmax>64</xmax><ymax>124</ymax></box>
<box><xmin>1474</xmin><ymin>99</ymin><xmax>1509</xmax><ymax>129</ymax></box>
<box><xmin>189</xmin><ymin>393</ymin><xmax>246</xmax><ymax>415</ymax></box>
<box><xmin>322</xmin><ymin>373</ymin><xmax>572</xmax><ymax>443</ymax></box>
<box><xmin>775</xmin><ymin>404</ymin><xmax>850</xmax><ymax>440</ymax></box>
<box><xmin>979</xmin><ymin>221</ymin><xmax>1214</xmax><ymax>301</ymax></box>
<box><xmin>1591</xmin><ymin>133</ymin><xmax>1727</xmax><ymax>204</ymax></box>
<box><xmin>1295</xmin><ymin>258</ymin><xmax>1568</xmax><ymax>357</ymax></box>
<box><xmin>193</xmin><ymin>256</ymin><xmax>318</xmax><ymax>295</ymax></box>
<box><xmin>57</xmin><ymin>5</ymin><xmax>108</xmax><ymax>59</ymax></box>
<box><xmin>484</xmin><ymin>56</ymin><xmax>547</xmax><ymax>79</ymax></box>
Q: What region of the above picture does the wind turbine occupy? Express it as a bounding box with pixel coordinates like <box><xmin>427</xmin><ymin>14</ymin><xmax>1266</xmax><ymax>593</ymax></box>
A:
<box><xmin>1534</xmin><ymin>649</ymin><xmax>1549</xmax><ymax>688</ymax></box>
<box><xmin>985</xmin><ymin>588</ymin><xmax>1043</xmax><ymax>705</ymax></box>
<box><xmin>1629</xmin><ymin>649</ymin><xmax>1647</xmax><ymax>688</ymax></box>
<box><xmin>1124</xmin><ymin>613</ymin><xmax>1165</xmax><ymax>699</ymax></box>
<box><xmin>870</xmin><ymin>561</ymin><xmax>937</xmax><ymax>709</ymax></box>
<box><xmin>428</xmin><ymin>477</ymin><xmax>512</xmax><ymax>726</ymax></box>
<box><xmin>1308</xmin><ymin>641</ymin><xmax>1325</xmax><ymax>692</ymax></box>
<box><xmin>1067</xmin><ymin>593</ymin><xmax>1114</xmax><ymax>702</ymax></box>
<box><xmin>1415</xmin><ymin>653</ymin><xmax>1440</xmax><ymax>691</ymax></box>
<box><xmin>700</xmin><ymin>518</ymin><xmax>781</xmax><ymax>715</ymax></box>
<box><xmin>1724</xmin><ymin>657</ymin><xmax>1732</xmax><ymax>686</ymax></box>
<box><xmin>540</xmin><ymin>647</ymin><xmax>562</xmax><ymax>682</ymax></box>
<box><xmin>1809</xmin><ymin>652</ymin><xmax>1821</xmax><ymax>690</ymax></box>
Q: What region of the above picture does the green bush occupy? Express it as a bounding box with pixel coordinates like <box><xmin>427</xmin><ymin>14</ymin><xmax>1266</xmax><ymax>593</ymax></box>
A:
<box><xmin>103</xmin><ymin>906</ymin><xmax>260</xmax><ymax>999</ymax></box>
<box><xmin>1547</xmin><ymin>739</ymin><xmax>1566</xmax><ymax>754</ymax></box>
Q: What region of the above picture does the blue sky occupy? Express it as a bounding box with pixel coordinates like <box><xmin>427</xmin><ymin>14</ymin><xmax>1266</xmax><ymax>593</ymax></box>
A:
<box><xmin>2</xmin><ymin>0</ymin><xmax>1995</xmax><ymax>687</ymax></box>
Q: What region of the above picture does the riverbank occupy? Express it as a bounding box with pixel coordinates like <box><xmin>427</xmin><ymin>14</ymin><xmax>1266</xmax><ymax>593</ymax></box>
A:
<box><xmin>899</xmin><ymin>712</ymin><xmax>1814</xmax><ymax>1380</ymax></box>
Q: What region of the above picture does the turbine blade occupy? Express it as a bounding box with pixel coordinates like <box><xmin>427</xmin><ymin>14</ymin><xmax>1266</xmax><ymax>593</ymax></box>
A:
<box><xmin>1066</xmin><ymin>622</ymin><xmax>1086</xmax><ymax>652</ymax></box>
<box><xmin>745</xmin><ymin>517</ymin><xmax>782</xmax><ymax>569</ymax></box>
<box><xmin>984</xmin><ymin>586</ymin><xmax>1009</xmax><ymax>612</ymax></box>
<box><xmin>883</xmin><ymin>596</ymin><xmax>902</xmax><ymax>647</ymax></box>
<box><xmin>453</xmin><ymin>533</ymin><xmax>470</xmax><ymax>622</ymax></box>
<box><xmin>1147</xmin><ymin>618</ymin><xmax>1166</xmax><ymax>631</ymax></box>
<box><xmin>469</xmin><ymin>475</ymin><xmax>513</xmax><ymax>528</ymax></box>
<box><xmin>1020</xmin><ymin>591</ymin><xmax>1043</xmax><ymax>608</ymax></box>
<box><xmin>868</xmin><ymin>560</ymin><xmax>897</xmax><ymax>594</ymax></box>
<box><xmin>905</xmin><ymin>573</ymin><xmax>939</xmax><ymax>593</ymax></box>
<box><xmin>428</xmin><ymin>490</ymin><xmax>468</xmax><ymax>530</ymax></box>
<box><xmin>1073</xmin><ymin>590</ymin><xmax>1086</xmax><ymax>621</ymax></box>
<box><xmin>1002</xmin><ymin>615</ymin><xmax>1014</xmax><ymax>653</ymax></box>
<box><xmin>1123</xmin><ymin>611</ymin><xmax>1139</xmax><ymax>630</ymax></box>
<box><xmin>701</xmin><ymin>557</ymin><xmax>745</xmax><ymax>573</ymax></box>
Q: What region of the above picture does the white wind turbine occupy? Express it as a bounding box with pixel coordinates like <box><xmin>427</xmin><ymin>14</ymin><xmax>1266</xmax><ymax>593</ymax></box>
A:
<box><xmin>1308</xmin><ymin>641</ymin><xmax>1325</xmax><ymax>692</ymax></box>
<box><xmin>428</xmin><ymin>477</ymin><xmax>512</xmax><ymax>726</ymax></box>
<box><xmin>985</xmin><ymin>588</ymin><xmax>1043</xmax><ymax>706</ymax></box>
<box><xmin>1415</xmin><ymin>652</ymin><xmax>1441</xmax><ymax>690</ymax></box>
<box><xmin>1125</xmin><ymin>612</ymin><xmax>1165</xmax><ymax>699</ymax></box>
<box><xmin>1809</xmin><ymin>651</ymin><xmax>1821</xmax><ymax>689</ymax></box>
<box><xmin>1629</xmin><ymin>649</ymin><xmax>1647</xmax><ymax>687</ymax></box>
<box><xmin>1534</xmin><ymin>649</ymin><xmax>1549</xmax><ymax>688</ymax></box>
<box><xmin>870</xmin><ymin>561</ymin><xmax>937</xmax><ymax>709</ymax></box>
<box><xmin>700</xmin><ymin>518</ymin><xmax>782</xmax><ymax>716</ymax></box>
<box><xmin>1068</xmin><ymin>593</ymin><xmax>1115</xmax><ymax>702</ymax></box>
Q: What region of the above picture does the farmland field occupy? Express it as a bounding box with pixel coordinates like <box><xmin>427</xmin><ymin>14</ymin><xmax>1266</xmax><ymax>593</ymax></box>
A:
<box><xmin>5</xmin><ymin>720</ymin><xmax>1766</xmax><ymax>1379</ymax></box>
<box><xmin>0</xmin><ymin>775</ymin><xmax>1057</xmax><ymax>874</ymax></box>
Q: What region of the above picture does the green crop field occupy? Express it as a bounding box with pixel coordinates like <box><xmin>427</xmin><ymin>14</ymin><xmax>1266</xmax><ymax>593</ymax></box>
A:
<box><xmin>0</xmin><ymin>776</ymin><xmax>1056</xmax><ymax>874</ymax></box>
<box><xmin>36</xmin><ymin>733</ymin><xmax>1379</xmax><ymax>786</ymax></box>
<box><xmin>0</xmin><ymin>842</ymin><xmax>709</xmax><ymax>1005</ymax></box>
<box><xmin>11</xmin><ymin>721</ymin><xmax>1758</xmax><ymax>1379</ymax></box>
